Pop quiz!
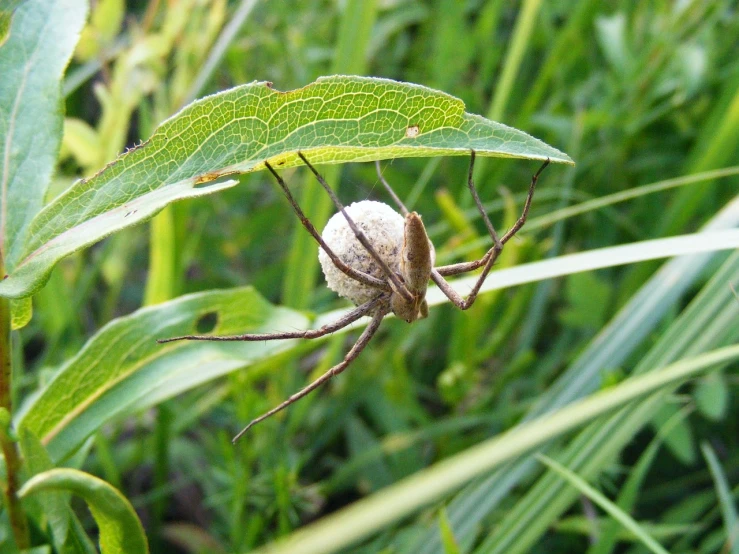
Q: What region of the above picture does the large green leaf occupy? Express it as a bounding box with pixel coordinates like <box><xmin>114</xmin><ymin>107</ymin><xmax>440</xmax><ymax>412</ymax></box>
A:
<box><xmin>0</xmin><ymin>75</ymin><xmax>572</xmax><ymax>299</ymax></box>
<box><xmin>0</xmin><ymin>0</ymin><xmax>86</xmax><ymax>270</ymax></box>
<box><xmin>17</xmin><ymin>286</ymin><xmax>309</xmax><ymax>461</ymax></box>
<box><xmin>18</xmin><ymin>468</ymin><xmax>148</xmax><ymax>554</ymax></box>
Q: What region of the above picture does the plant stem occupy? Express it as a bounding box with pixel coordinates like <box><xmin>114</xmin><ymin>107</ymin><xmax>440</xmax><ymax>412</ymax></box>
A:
<box><xmin>0</xmin><ymin>252</ymin><xmax>30</xmax><ymax>550</ymax></box>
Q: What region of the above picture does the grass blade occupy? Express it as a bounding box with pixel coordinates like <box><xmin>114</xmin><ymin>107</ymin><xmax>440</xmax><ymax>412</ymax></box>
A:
<box><xmin>537</xmin><ymin>455</ymin><xmax>670</xmax><ymax>554</ymax></box>
<box><xmin>701</xmin><ymin>443</ymin><xmax>739</xmax><ymax>554</ymax></box>
<box><xmin>253</xmin><ymin>345</ymin><xmax>739</xmax><ymax>554</ymax></box>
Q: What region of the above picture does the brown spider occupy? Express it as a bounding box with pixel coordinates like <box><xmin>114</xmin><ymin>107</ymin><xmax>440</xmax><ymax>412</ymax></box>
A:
<box><xmin>159</xmin><ymin>151</ymin><xmax>549</xmax><ymax>441</ymax></box>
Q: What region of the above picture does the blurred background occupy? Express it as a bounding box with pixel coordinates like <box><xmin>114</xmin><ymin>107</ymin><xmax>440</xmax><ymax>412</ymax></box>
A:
<box><xmin>24</xmin><ymin>0</ymin><xmax>739</xmax><ymax>552</ymax></box>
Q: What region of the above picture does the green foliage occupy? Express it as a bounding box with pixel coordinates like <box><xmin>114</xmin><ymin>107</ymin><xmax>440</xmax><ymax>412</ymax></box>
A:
<box><xmin>18</xmin><ymin>429</ymin><xmax>70</xmax><ymax>550</ymax></box>
<box><xmin>558</xmin><ymin>272</ymin><xmax>611</xmax><ymax>330</ymax></box>
<box><xmin>0</xmin><ymin>0</ymin><xmax>86</xmax><ymax>276</ymax></box>
<box><xmin>256</xmin><ymin>345</ymin><xmax>739</xmax><ymax>554</ymax></box>
<box><xmin>0</xmin><ymin>75</ymin><xmax>570</xmax><ymax>299</ymax></box>
<box><xmin>701</xmin><ymin>443</ymin><xmax>739</xmax><ymax>554</ymax></box>
<box><xmin>19</xmin><ymin>468</ymin><xmax>149</xmax><ymax>554</ymax></box>
<box><xmin>537</xmin><ymin>454</ymin><xmax>670</xmax><ymax>554</ymax></box>
<box><xmin>19</xmin><ymin>287</ymin><xmax>304</xmax><ymax>461</ymax></box>
<box><xmin>0</xmin><ymin>1</ymin><xmax>738</xmax><ymax>553</ymax></box>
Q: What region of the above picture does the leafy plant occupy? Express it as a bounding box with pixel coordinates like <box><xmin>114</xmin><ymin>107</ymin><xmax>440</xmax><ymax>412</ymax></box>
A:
<box><xmin>2</xmin><ymin>1</ymin><xmax>738</xmax><ymax>553</ymax></box>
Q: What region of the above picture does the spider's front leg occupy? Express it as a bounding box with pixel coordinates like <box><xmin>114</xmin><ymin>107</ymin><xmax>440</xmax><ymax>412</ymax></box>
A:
<box><xmin>157</xmin><ymin>294</ymin><xmax>385</xmax><ymax>344</ymax></box>
<box><xmin>433</xmin><ymin>154</ymin><xmax>550</xmax><ymax>310</ymax></box>
<box><xmin>264</xmin><ymin>161</ymin><xmax>390</xmax><ymax>293</ymax></box>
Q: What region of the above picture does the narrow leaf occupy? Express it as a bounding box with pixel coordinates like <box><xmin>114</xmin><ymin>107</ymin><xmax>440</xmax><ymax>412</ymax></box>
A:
<box><xmin>537</xmin><ymin>455</ymin><xmax>670</xmax><ymax>554</ymax></box>
<box><xmin>19</xmin><ymin>468</ymin><xmax>149</xmax><ymax>554</ymax></box>
<box><xmin>701</xmin><ymin>443</ymin><xmax>739</xmax><ymax>554</ymax></box>
<box><xmin>438</xmin><ymin>508</ymin><xmax>462</xmax><ymax>554</ymax></box>
<box><xmin>424</xmin><ymin>229</ymin><xmax>739</xmax><ymax>313</ymax></box>
<box><xmin>588</xmin><ymin>407</ymin><xmax>693</xmax><ymax>554</ymax></box>
<box><xmin>0</xmin><ymin>75</ymin><xmax>572</xmax><ymax>298</ymax></box>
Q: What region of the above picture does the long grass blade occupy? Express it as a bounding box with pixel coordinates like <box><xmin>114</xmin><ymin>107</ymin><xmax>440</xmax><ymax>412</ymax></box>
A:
<box><xmin>537</xmin><ymin>455</ymin><xmax>670</xmax><ymax>554</ymax></box>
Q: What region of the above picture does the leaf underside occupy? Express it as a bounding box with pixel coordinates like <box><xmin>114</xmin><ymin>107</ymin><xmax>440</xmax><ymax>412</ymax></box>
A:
<box><xmin>0</xmin><ymin>75</ymin><xmax>572</xmax><ymax>299</ymax></box>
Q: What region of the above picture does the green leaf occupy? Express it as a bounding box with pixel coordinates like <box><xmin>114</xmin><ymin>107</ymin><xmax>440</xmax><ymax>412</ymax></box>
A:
<box><xmin>559</xmin><ymin>272</ymin><xmax>612</xmax><ymax>330</ymax></box>
<box><xmin>18</xmin><ymin>468</ymin><xmax>149</xmax><ymax>554</ymax></box>
<box><xmin>423</xmin><ymin>228</ymin><xmax>739</xmax><ymax>309</ymax></box>
<box><xmin>588</xmin><ymin>407</ymin><xmax>692</xmax><ymax>554</ymax></box>
<box><xmin>10</xmin><ymin>296</ymin><xmax>30</xmax><ymax>329</ymax></box>
<box><xmin>75</xmin><ymin>0</ymin><xmax>124</xmax><ymax>62</ymax></box>
<box><xmin>18</xmin><ymin>286</ymin><xmax>309</xmax><ymax>461</ymax></box>
<box><xmin>650</xmin><ymin>403</ymin><xmax>696</xmax><ymax>465</ymax></box>
<box><xmin>0</xmin><ymin>0</ymin><xmax>87</xmax><ymax>270</ymax></box>
<box><xmin>0</xmin><ymin>75</ymin><xmax>572</xmax><ymax>299</ymax></box>
<box><xmin>64</xmin><ymin>512</ymin><xmax>98</xmax><ymax>554</ymax></box>
<box><xmin>693</xmin><ymin>371</ymin><xmax>729</xmax><ymax>421</ymax></box>
<box><xmin>18</xmin><ymin>427</ymin><xmax>70</xmax><ymax>549</ymax></box>
<box><xmin>438</xmin><ymin>508</ymin><xmax>461</xmax><ymax>554</ymax></box>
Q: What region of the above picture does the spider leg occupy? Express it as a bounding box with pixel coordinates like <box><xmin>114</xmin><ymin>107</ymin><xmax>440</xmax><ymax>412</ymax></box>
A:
<box><xmin>436</xmin><ymin>157</ymin><xmax>549</xmax><ymax>278</ymax></box>
<box><xmin>157</xmin><ymin>295</ymin><xmax>385</xmax><ymax>344</ymax></box>
<box><xmin>432</xmin><ymin>158</ymin><xmax>549</xmax><ymax>310</ymax></box>
<box><xmin>232</xmin><ymin>308</ymin><xmax>386</xmax><ymax>441</ymax></box>
<box><xmin>264</xmin><ymin>161</ymin><xmax>390</xmax><ymax>292</ymax></box>
<box><xmin>375</xmin><ymin>160</ymin><xmax>409</xmax><ymax>216</ymax></box>
<box><xmin>298</xmin><ymin>152</ymin><xmax>414</xmax><ymax>304</ymax></box>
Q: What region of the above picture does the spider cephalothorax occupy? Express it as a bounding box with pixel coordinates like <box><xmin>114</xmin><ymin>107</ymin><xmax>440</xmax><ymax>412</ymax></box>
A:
<box><xmin>393</xmin><ymin>211</ymin><xmax>434</xmax><ymax>322</ymax></box>
<box><xmin>159</xmin><ymin>151</ymin><xmax>549</xmax><ymax>441</ymax></box>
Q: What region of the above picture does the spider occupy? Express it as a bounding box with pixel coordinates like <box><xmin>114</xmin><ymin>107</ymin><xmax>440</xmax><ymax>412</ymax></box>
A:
<box><xmin>159</xmin><ymin>151</ymin><xmax>549</xmax><ymax>441</ymax></box>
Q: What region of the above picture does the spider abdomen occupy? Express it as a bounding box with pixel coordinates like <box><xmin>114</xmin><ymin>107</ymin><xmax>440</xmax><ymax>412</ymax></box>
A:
<box><xmin>319</xmin><ymin>200</ymin><xmax>404</xmax><ymax>305</ymax></box>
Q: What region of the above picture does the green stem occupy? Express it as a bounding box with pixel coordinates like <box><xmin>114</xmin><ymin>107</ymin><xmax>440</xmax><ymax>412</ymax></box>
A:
<box><xmin>0</xmin><ymin>253</ymin><xmax>29</xmax><ymax>549</ymax></box>
<box><xmin>144</xmin><ymin>205</ymin><xmax>177</xmax><ymax>306</ymax></box>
